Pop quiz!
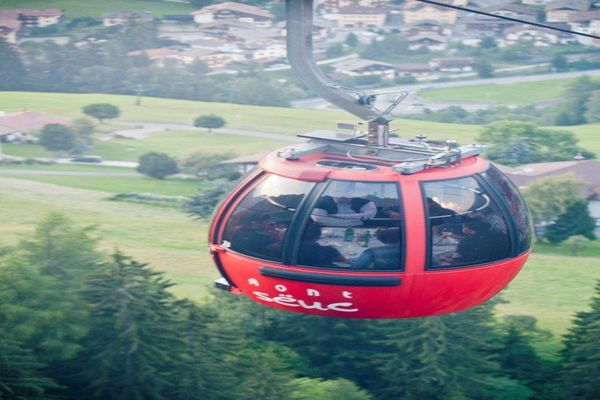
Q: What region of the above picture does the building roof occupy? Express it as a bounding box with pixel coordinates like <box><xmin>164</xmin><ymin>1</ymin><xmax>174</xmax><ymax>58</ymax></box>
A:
<box><xmin>0</xmin><ymin>18</ymin><xmax>21</xmax><ymax>32</ymax></box>
<box><xmin>337</xmin><ymin>6</ymin><xmax>387</xmax><ymax>14</ymax></box>
<box><xmin>487</xmin><ymin>4</ymin><xmax>539</xmax><ymax>17</ymax></box>
<box><xmin>333</xmin><ymin>58</ymin><xmax>395</xmax><ymax>71</ymax></box>
<box><xmin>500</xmin><ymin>160</ymin><xmax>600</xmax><ymax>198</ymax></box>
<box><xmin>430</xmin><ymin>57</ymin><xmax>474</xmax><ymax>67</ymax></box>
<box><xmin>408</xmin><ymin>32</ymin><xmax>448</xmax><ymax>42</ymax></box>
<box><xmin>396</xmin><ymin>63</ymin><xmax>431</xmax><ymax>72</ymax></box>
<box><xmin>128</xmin><ymin>47</ymin><xmax>176</xmax><ymax>59</ymax></box>
<box><xmin>569</xmin><ymin>10</ymin><xmax>600</xmax><ymax>22</ymax></box>
<box><xmin>546</xmin><ymin>0</ymin><xmax>592</xmax><ymax>11</ymax></box>
<box><xmin>405</xmin><ymin>2</ymin><xmax>455</xmax><ymax>13</ymax></box>
<box><xmin>0</xmin><ymin>111</ymin><xmax>70</xmax><ymax>133</ymax></box>
<box><xmin>192</xmin><ymin>2</ymin><xmax>273</xmax><ymax>19</ymax></box>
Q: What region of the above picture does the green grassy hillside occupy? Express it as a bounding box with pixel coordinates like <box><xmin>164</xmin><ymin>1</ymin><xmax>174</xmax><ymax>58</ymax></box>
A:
<box><xmin>2</xmin><ymin>91</ymin><xmax>599</xmax><ymax>159</ymax></box>
<box><xmin>418</xmin><ymin>78</ymin><xmax>576</xmax><ymax>106</ymax></box>
<box><xmin>0</xmin><ymin>0</ymin><xmax>195</xmax><ymax>19</ymax></box>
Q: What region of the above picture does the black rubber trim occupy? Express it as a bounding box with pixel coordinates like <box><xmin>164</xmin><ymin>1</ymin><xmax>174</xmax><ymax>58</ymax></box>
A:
<box><xmin>213</xmin><ymin>253</ymin><xmax>236</xmax><ymax>288</ymax></box>
<box><xmin>260</xmin><ymin>266</ymin><xmax>401</xmax><ymax>287</ymax></box>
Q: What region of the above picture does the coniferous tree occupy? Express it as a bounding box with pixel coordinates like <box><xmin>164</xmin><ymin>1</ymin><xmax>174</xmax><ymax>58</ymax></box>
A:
<box><xmin>374</xmin><ymin>303</ymin><xmax>533</xmax><ymax>400</ymax></box>
<box><xmin>173</xmin><ymin>300</ymin><xmax>242</xmax><ymax>400</ymax></box>
<box><xmin>560</xmin><ymin>281</ymin><xmax>600</xmax><ymax>399</ymax></box>
<box><xmin>0</xmin><ymin>337</ymin><xmax>60</xmax><ymax>400</ymax></box>
<box><xmin>0</xmin><ymin>213</ymin><xmax>99</xmax><ymax>363</ymax></box>
<box><xmin>498</xmin><ymin>316</ymin><xmax>559</xmax><ymax>400</ymax></box>
<box><xmin>77</xmin><ymin>252</ymin><xmax>184</xmax><ymax>400</ymax></box>
<box><xmin>545</xmin><ymin>200</ymin><xmax>596</xmax><ymax>243</ymax></box>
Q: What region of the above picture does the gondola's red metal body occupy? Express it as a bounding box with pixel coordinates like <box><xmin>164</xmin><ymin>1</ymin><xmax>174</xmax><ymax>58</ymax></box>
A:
<box><xmin>209</xmin><ymin>133</ymin><xmax>533</xmax><ymax>318</ymax></box>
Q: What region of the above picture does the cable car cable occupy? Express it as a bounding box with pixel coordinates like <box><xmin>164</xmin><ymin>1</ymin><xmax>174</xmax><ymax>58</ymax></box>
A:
<box><xmin>415</xmin><ymin>0</ymin><xmax>600</xmax><ymax>40</ymax></box>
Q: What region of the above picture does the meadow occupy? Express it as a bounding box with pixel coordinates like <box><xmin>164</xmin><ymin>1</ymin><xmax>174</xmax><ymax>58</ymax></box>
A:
<box><xmin>417</xmin><ymin>78</ymin><xmax>577</xmax><ymax>106</ymax></box>
<box><xmin>0</xmin><ymin>0</ymin><xmax>195</xmax><ymax>19</ymax></box>
<box><xmin>3</xmin><ymin>91</ymin><xmax>599</xmax><ymax>159</ymax></box>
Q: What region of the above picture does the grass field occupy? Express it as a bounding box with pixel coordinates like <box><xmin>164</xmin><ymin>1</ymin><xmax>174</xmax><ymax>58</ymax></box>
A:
<box><xmin>1</xmin><ymin>176</ymin><xmax>599</xmax><ymax>354</ymax></box>
<box><xmin>0</xmin><ymin>0</ymin><xmax>195</xmax><ymax>19</ymax></box>
<box><xmin>0</xmin><ymin>164</ymin><xmax>206</xmax><ymax>196</ymax></box>
<box><xmin>92</xmin><ymin>130</ymin><xmax>288</xmax><ymax>161</ymax></box>
<box><xmin>417</xmin><ymin>78</ymin><xmax>576</xmax><ymax>106</ymax></box>
<box><xmin>0</xmin><ymin>176</ymin><xmax>212</xmax><ymax>300</ymax></box>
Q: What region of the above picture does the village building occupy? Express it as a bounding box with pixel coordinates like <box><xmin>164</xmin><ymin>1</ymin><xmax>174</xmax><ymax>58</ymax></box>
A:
<box><xmin>403</xmin><ymin>2</ymin><xmax>458</xmax><ymax>25</ymax></box>
<box><xmin>502</xmin><ymin>24</ymin><xmax>576</xmax><ymax>46</ymax></box>
<box><xmin>332</xmin><ymin>58</ymin><xmax>396</xmax><ymax>79</ymax></box>
<box><xmin>395</xmin><ymin>63</ymin><xmax>433</xmax><ymax>79</ymax></box>
<box><xmin>545</xmin><ymin>0</ymin><xmax>592</xmax><ymax>23</ymax></box>
<box><xmin>568</xmin><ymin>11</ymin><xmax>600</xmax><ymax>46</ymax></box>
<box><xmin>0</xmin><ymin>18</ymin><xmax>20</xmax><ymax>44</ymax></box>
<box><xmin>102</xmin><ymin>11</ymin><xmax>153</xmax><ymax>27</ymax></box>
<box><xmin>486</xmin><ymin>4</ymin><xmax>540</xmax><ymax>20</ymax></box>
<box><xmin>250</xmin><ymin>40</ymin><xmax>287</xmax><ymax>61</ymax></box>
<box><xmin>0</xmin><ymin>8</ymin><xmax>63</xmax><ymax>28</ymax></box>
<box><xmin>358</xmin><ymin>0</ymin><xmax>392</xmax><ymax>7</ymax></box>
<box><xmin>403</xmin><ymin>20</ymin><xmax>453</xmax><ymax>37</ymax></box>
<box><xmin>328</xmin><ymin>6</ymin><xmax>387</xmax><ymax>28</ymax></box>
<box><xmin>191</xmin><ymin>2</ymin><xmax>273</xmax><ymax>27</ymax></box>
<box><xmin>429</xmin><ymin>57</ymin><xmax>474</xmax><ymax>72</ymax></box>
<box><xmin>407</xmin><ymin>31</ymin><xmax>449</xmax><ymax>51</ymax></box>
<box><xmin>0</xmin><ymin>111</ymin><xmax>70</xmax><ymax>143</ymax></box>
<box><xmin>319</xmin><ymin>0</ymin><xmax>354</xmax><ymax>12</ymax></box>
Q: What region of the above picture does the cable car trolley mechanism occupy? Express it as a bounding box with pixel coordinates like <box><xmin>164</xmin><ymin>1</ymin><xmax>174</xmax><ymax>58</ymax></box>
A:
<box><xmin>208</xmin><ymin>0</ymin><xmax>535</xmax><ymax>318</ymax></box>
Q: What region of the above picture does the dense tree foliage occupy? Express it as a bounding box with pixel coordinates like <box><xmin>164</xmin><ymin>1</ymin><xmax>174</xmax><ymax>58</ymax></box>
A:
<box><xmin>0</xmin><ymin>38</ymin><xmax>25</xmax><ymax>90</ymax></box>
<box><xmin>39</xmin><ymin>123</ymin><xmax>77</xmax><ymax>152</ymax></box>
<box><xmin>82</xmin><ymin>103</ymin><xmax>121</xmax><ymax>123</ymax></box>
<box><xmin>478</xmin><ymin>121</ymin><xmax>593</xmax><ymax>166</ymax></box>
<box><xmin>1</xmin><ymin>214</ymin><xmax>598</xmax><ymax>399</ymax></box>
<box><xmin>522</xmin><ymin>175</ymin><xmax>585</xmax><ymax>227</ymax></box>
<box><xmin>544</xmin><ymin>200</ymin><xmax>596</xmax><ymax>243</ymax></box>
<box><xmin>15</xmin><ymin>26</ymin><xmax>302</xmax><ymax>107</ymax></box>
<box><xmin>180</xmin><ymin>151</ymin><xmax>241</xmax><ymax>180</ymax></box>
<box><xmin>187</xmin><ymin>179</ymin><xmax>237</xmax><ymax>219</ymax></box>
<box><xmin>137</xmin><ymin>152</ymin><xmax>179</xmax><ymax>179</ymax></box>
<box><xmin>560</xmin><ymin>281</ymin><xmax>600</xmax><ymax>399</ymax></box>
<box><xmin>555</xmin><ymin>76</ymin><xmax>600</xmax><ymax>126</ymax></box>
<box><xmin>194</xmin><ymin>114</ymin><xmax>226</xmax><ymax>132</ymax></box>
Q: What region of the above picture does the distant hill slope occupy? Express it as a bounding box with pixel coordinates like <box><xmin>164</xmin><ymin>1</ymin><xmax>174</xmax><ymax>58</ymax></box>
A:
<box><xmin>0</xmin><ymin>0</ymin><xmax>195</xmax><ymax>19</ymax></box>
<box><xmin>1</xmin><ymin>91</ymin><xmax>598</xmax><ymax>157</ymax></box>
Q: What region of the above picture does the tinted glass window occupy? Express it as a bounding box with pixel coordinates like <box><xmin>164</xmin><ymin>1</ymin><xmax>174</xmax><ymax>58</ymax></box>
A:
<box><xmin>299</xmin><ymin>180</ymin><xmax>403</xmax><ymax>270</ymax></box>
<box><xmin>223</xmin><ymin>175</ymin><xmax>314</xmax><ymax>261</ymax></box>
<box><xmin>482</xmin><ymin>164</ymin><xmax>533</xmax><ymax>254</ymax></box>
<box><xmin>423</xmin><ymin>176</ymin><xmax>511</xmax><ymax>269</ymax></box>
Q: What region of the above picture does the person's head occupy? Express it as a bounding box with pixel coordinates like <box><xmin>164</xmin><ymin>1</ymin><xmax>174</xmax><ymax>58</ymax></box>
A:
<box><xmin>303</xmin><ymin>223</ymin><xmax>322</xmax><ymax>241</ymax></box>
<box><xmin>245</xmin><ymin>214</ymin><xmax>274</xmax><ymax>230</ymax></box>
<box><xmin>462</xmin><ymin>220</ymin><xmax>490</xmax><ymax>235</ymax></box>
<box><xmin>377</xmin><ymin>228</ymin><xmax>401</xmax><ymax>245</ymax></box>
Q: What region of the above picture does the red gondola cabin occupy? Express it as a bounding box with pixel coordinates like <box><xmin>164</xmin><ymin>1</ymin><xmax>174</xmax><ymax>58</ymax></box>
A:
<box><xmin>209</xmin><ymin>131</ymin><xmax>533</xmax><ymax>318</ymax></box>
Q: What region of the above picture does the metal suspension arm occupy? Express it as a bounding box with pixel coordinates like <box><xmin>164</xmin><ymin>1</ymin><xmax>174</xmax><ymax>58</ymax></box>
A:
<box><xmin>285</xmin><ymin>0</ymin><xmax>378</xmax><ymax>121</ymax></box>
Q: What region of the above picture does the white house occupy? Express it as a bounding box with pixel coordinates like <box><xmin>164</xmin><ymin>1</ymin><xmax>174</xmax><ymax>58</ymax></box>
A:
<box><xmin>332</xmin><ymin>58</ymin><xmax>396</xmax><ymax>79</ymax></box>
<box><xmin>191</xmin><ymin>2</ymin><xmax>273</xmax><ymax>27</ymax></box>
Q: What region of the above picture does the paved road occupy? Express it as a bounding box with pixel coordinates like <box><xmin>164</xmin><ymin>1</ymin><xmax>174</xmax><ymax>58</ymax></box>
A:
<box><xmin>292</xmin><ymin>69</ymin><xmax>600</xmax><ymax>114</ymax></box>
